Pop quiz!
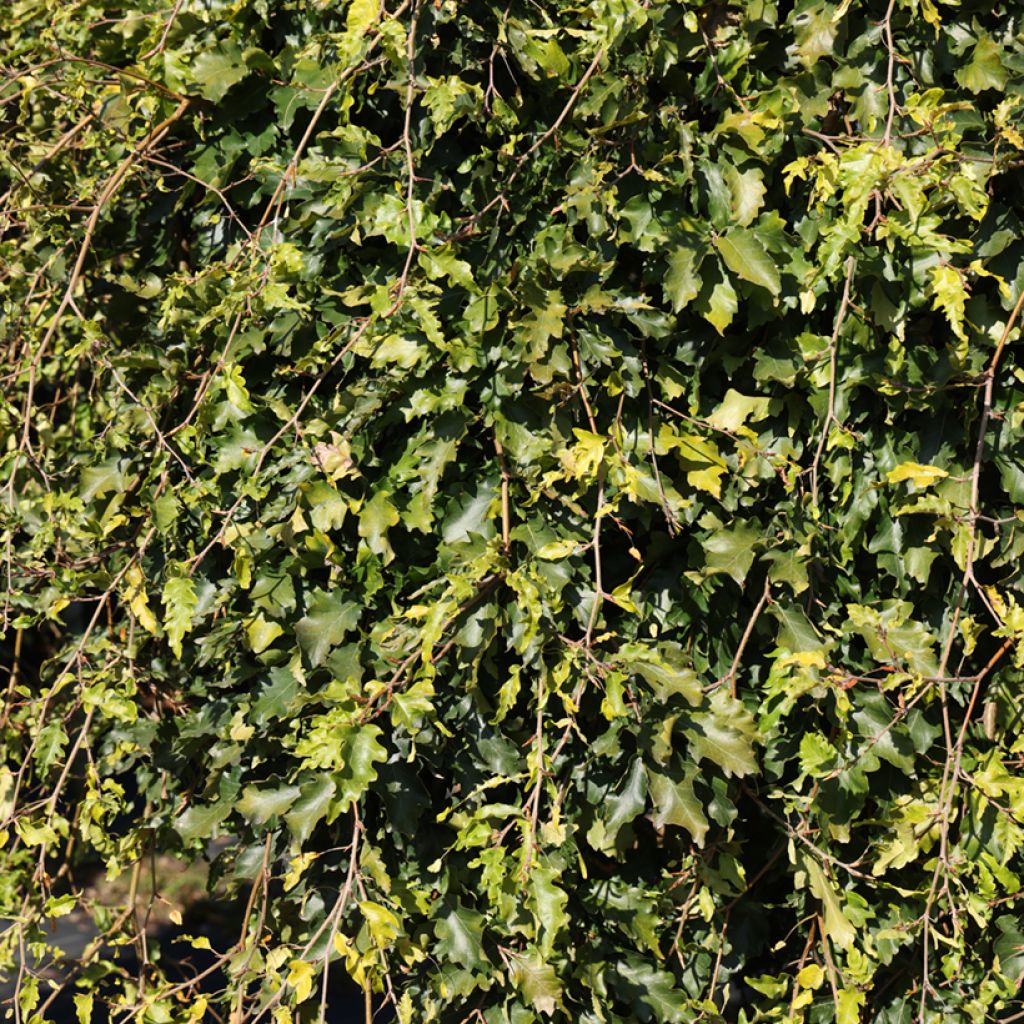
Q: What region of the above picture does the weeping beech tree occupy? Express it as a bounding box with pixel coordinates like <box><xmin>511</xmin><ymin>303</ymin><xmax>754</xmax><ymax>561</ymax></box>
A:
<box><xmin>3</xmin><ymin>0</ymin><xmax>1024</xmax><ymax>1021</ymax></box>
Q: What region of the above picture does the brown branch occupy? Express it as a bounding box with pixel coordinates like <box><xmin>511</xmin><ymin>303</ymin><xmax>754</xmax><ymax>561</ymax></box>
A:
<box><xmin>810</xmin><ymin>256</ymin><xmax>856</xmax><ymax>508</ymax></box>
<box><xmin>520</xmin><ymin>670</ymin><xmax>546</xmax><ymax>878</ymax></box>
<box><xmin>880</xmin><ymin>0</ymin><xmax>898</xmax><ymax>147</ymax></box>
<box><xmin>494</xmin><ymin>433</ymin><xmax>511</xmax><ymax>554</ymax></box>
<box><xmin>394</xmin><ymin>0</ymin><xmax>421</xmax><ymax>304</ymax></box>
<box><xmin>139</xmin><ymin>0</ymin><xmax>186</xmax><ymax>60</ymax></box>
<box><xmin>716</xmin><ymin>574</ymin><xmax>772</xmax><ymax>698</ymax></box>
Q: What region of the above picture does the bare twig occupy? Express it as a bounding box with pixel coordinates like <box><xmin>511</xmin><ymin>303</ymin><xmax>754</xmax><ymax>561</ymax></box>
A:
<box><xmin>139</xmin><ymin>0</ymin><xmax>186</xmax><ymax>60</ymax></box>
<box><xmin>449</xmin><ymin>47</ymin><xmax>606</xmax><ymax>241</ymax></box>
<box><xmin>880</xmin><ymin>0</ymin><xmax>898</xmax><ymax>147</ymax></box>
<box><xmin>810</xmin><ymin>256</ymin><xmax>856</xmax><ymax>507</ymax></box>
<box><xmin>494</xmin><ymin>433</ymin><xmax>511</xmax><ymax>554</ymax></box>
<box><xmin>716</xmin><ymin>575</ymin><xmax>772</xmax><ymax>698</ymax></box>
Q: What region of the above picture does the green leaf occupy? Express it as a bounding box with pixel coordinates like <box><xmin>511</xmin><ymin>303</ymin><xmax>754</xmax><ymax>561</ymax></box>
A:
<box><xmin>613</xmin><ymin>955</ymin><xmax>686</xmax><ymax>1023</ymax></box>
<box><xmin>336</xmin><ymin>725</ymin><xmax>387</xmax><ymax>811</ymax></box>
<box><xmin>536</xmin><ymin>37</ymin><xmax>570</xmax><ymax>78</ymax></box>
<box><xmin>15</xmin><ymin>818</ymin><xmax>59</xmax><ymax>847</ymax></box>
<box><xmin>191</xmin><ymin>46</ymin><xmax>248</xmax><ymax>102</ymax></box>
<box><xmin>886</xmin><ymin>461</ymin><xmax>949</xmax><ymax>487</ymax></box>
<box><xmin>174</xmin><ymin>801</ymin><xmax>231</xmax><ymax>844</ymax></box>
<box><xmin>35</xmin><ymin>719</ymin><xmax>67</xmax><ymax>771</ymax></box>
<box><xmin>957</xmin><ymin>34</ymin><xmax>1008</xmax><ymax>93</ymax></box>
<box><xmin>286</xmin><ymin>959</ymin><xmax>315</xmax><ymax>1003</ymax></box>
<box><xmin>493</xmin><ymin>665</ymin><xmax>522</xmax><ymax>724</ymax></box>
<box><xmin>295</xmin><ymin>590</ymin><xmax>361</xmax><ymax>667</ymax></box>
<box><xmin>995</xmin><ymin>914</ymin><xmax>1024</xmax><ymax>984</ymax></box>
<box><xmin>763</xmin><ymin>547</ymin><xmax>810</xmax><ymax>595</ymax></box>
<box><xmin>284</xmin><ymin>777</ymin><xmax>336</xmax><ymax>845</ymax></box>
<box><xmin>358</xmin><ymin>490</ymin><xmax>401</xmax><ymax>562</ymax></box>
<box><xmin>799</xmin><ymin>732</ymin><xmax>839</xmax><ymax>778</ymax></box>
<box><xmin>238</xmin><ymin>783</ymin><xmax>302</xmax><ymax>825</ymax></box>
<box><xmin>346</xmin><ymin>0</ymin><xmax>380</xmax><ymax>34</ymax></box>
<box><xmin>702</xmin><ymin>525</ymin><xmax>761</xmax><ymax>584</ymax></box>
<box><xmin>699</xmin><ymin>273</ymin><xmax>738</xmax><ymax>334</ymax></box>
<box><xmin>663</xmin><ymin>247</ymin><xmax>703</xmax><ymax>312</ymax></box>
<box><xmin>726</xmin><ymin>165</ymin><xmax>767</xmax><ymax>227</ymax></box>
<box><xmin>421</xmin><ymin>76</ymin><xmax>483</xmax><ymax>136</ymax></box>
<box><xmin>122</xmin><ymin>563</ymin><xmax>160</xmax><ymax>635</ymax></box>
<box><xmin>303</xmin><ymin>480</ymin><xmax>348</xmax><ymax>532</ymax></box>
<box><xmin>625</xmin><ymin>645</ymin><xmax>702</xmax><ymax>705</ymax></box>
<box><xmin>535</xmin><ymin>538</ymin><xmax>580</xmax><ymax>561</ymax></box>
<box><xmin>510</xmin><ymin>948</ymin><xmax>561</xmax><ymax>1016</ymax></box>
<box><xmin>153</xmin><ymin>492</ymin><xmax>178</xmax><ymax>532</ymax></box>
<box><xmin>590</xmin><ymin>758</ymin><xmax>647</xmax><ymax>854</ymax></box>
<box><xmin>796</xmin><ymin>963</ymin><xmax>825</xmax><ymax>990</ymax></box>
<box><xmin>520</xmin><ymin>291</ymin><xmax>567</xmax><ymax>359</ymax></box>
<box><xmin>850</xmin><ymin>689</ymin><xmax>917</xmax><ymax>772</ymax></box>
<box><xmin>222</xmin><ymin>364</ymin><xmax>253</xmax><ymax>412</ymax></box>
<box><xmin>686</xmin><ymin>690</ymin><xmax>758</xmax><ymax>777</ymax></box>
<box><xmin>44</xmin><ymin>892</ymin><xmax>78</xmax><ymax>918</ymax></box>
<box><xmin>658</xmin><ymin>427</ymin><xmax>728</xmax><ymax>497</ymax></box>
<box><xmin>715</xmin><ymin>229</ymin><xmax>780</xmax><ymax>295</ymax></box>
<box><xmin>706</xmin><ymin>389</ymin><xmax>771</xmax><ymax>433</ymax></box>
<box><xmin>434</xmin><ymin>904</ymin><xmax>489</xmax><ymax>971</ymax></box>
<box><xmin>251</xmin><ymin>569</ymin><xmax>297</xmax><ymax>616</ymax></box>
<box><xmin>929</xmin><ymin>265</ymin><xmax>969</xmax><ymax>343</ymax></box>
<box><xmin>360</xmin><ymin>900</ymin><xmax>401</xmax><ymax>947</ymax></box>
<box><xmin>253</xmin><ymin>667</ymin><xmax>304</xmax><ymax>726</ymax></box>
<box><xmin>648</xmin><ymin>765</ymin><xmax>709</xmax><ymax>847</ymax></box>
<box><xmin>213</xmin><ymin>427</ymin><xmax>260</xmax><ymax>475</ymax></box>
<box><xmin>837</xmin><ymin>989</ymin><xmax>866</xmax><ymax>1024</ymax></box>
<box><xmin>847</xmin><ymin>603</ymin><xmax>938</xmax><ymax>677</ymax></box>
<box><xmin>529</xmin><ymin>865</ymin><xmax>568</xmax><ymax>955</ymax></box>
<box><xmin>80</xmin><ymin>458</ymin><xmax>126</xmax><ymax>503</ymax></box>
<box><xmin>73</xmin><ymin>992</ymin><xmax>93</xmax><ymax>1024</ymax></box>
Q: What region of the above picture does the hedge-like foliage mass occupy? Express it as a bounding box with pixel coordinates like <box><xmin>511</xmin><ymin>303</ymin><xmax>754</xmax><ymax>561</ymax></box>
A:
<box><xmin>4</xmin><ymin>1</ymin><xmax>1024</xmax><ymax>1021</ymax></box>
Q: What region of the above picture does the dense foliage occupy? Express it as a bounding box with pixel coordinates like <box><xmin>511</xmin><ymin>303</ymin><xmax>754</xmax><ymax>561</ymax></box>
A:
<box><xmin>4</xmin><ymin>0</ymin><xmax>1024</xmax><ymax>1021</ymax></box>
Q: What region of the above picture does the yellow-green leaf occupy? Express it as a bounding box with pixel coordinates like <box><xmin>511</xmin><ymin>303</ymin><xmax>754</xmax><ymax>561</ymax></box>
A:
<box><xmin>886</xmin><ymin>462</ymin><xmax>949</xmax><ymax>487</ymax></box>
<box><xmin>287</xmin><ymin>959</ymin><xmax>315</xmax><ymax>1003</ymax></box>
<box><xmin>123</xmin><ymin>563</ymin><xmax>159</xmax><ymax>635</ymax></box>
<box><xmin>162</xmin><ymin>575</ymin><xmax>197</xmax><ymax>658</ymax></box>
<box><xmin>535</xmin><ymin>539</ymin><xmax>579</xmax><ymax>560</ymax></box>
<box><xmin>838</xmin><ymin>988</ymin><xmax>866</xmax><ymax>1024</ymax></box>
<box><xmin>805</xmin><ymin>858</ymin><xmax>856</xmax><ymax>950</ymax></box>
<box><xmin>796</xmin><ymin>963</ymin><xmax>824</xmax><ymax>990</ymax></box>
<box><xmin>246</xmin><ymin>614</ymin><xmax>284</xmax><ymax>654</ymax></box>
<box><xmin>929</xmin><ymin>264</ymin><xmax>968</xmax><ymax>342</ymax></box>
<box><xmin>346</xmin><ymin>0</ymin><xmax>379</xmax><ymax>34</ymax></box>
<box><xmin>360</xmin><ymin>900</ymin><xmax>401</xmax><ymax>948</ymax></box>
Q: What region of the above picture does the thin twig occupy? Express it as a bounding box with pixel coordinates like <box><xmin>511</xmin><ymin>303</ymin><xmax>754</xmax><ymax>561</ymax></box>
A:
<box><xmin>880</xmin><ymin>0</ymin><xmax>898</xmax><ymax>147</ymax></box>
<box><xmin>139</xmin><ymin>0</ymin><xmax>186</xmax><ymax>60</ymax></box>
<box><xmin>810</xmin><ymin>256</ymin><xmax>856</xmax><ymax>507</ymax></box>
<box><xmin>494</xmin><ymin>433</ymin><xmax>511</xmax><ymax>554</ymax></box>
<box><xmin>18</xmin><ymin>99</ymin><xmax>190</xmax><ymax>457</ymax></box>
<box><xmin>717</xmin><ymin>575</ymin><xmax>771</xmax><ymax>698</ymax></box>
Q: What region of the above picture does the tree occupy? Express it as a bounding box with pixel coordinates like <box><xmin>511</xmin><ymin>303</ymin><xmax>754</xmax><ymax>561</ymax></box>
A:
<box><xmin>3</xmin><ymin>1</ymin><xmax>1024</xmax><ymax>1021</ymax></box>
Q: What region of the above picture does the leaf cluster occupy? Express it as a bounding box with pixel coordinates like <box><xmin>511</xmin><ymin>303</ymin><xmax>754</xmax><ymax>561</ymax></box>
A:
<box><xmin>3</xmin><ymin>1</ymin><xmax>1024</xmax><ymax>1022</ymax></box>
